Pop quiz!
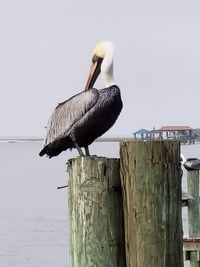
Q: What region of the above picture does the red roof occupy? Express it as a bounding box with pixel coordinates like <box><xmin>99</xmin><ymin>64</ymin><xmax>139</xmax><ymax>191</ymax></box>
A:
<box><xmin>159</xmin><ymin>126</ymin><xmax>192</xmax><ymax>131</ymax></box>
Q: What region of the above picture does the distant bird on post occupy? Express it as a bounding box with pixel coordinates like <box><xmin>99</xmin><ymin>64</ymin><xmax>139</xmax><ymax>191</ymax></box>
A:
<box><xmin>39</xmin><ymin>41</ymin><xmax>123</xmax><ymax>158</ymax></box>
<box><xmin>181</xmin><ymin>154</ymin><xmax>200</xmax><ymax>171</ymax></box>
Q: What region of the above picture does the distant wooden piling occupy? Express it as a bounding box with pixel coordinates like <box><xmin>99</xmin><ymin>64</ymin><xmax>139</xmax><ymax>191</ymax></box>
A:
<box><xmin>68</xmin><ymin>157</ymin><xmax>125</xmax><ymax>267</ymax></box>
<box><xmin>120</xmin><ymin>141</ymin><xmax>183</xmax><ymax>267</ymax></box>
<box><xmin>187</xmin><ymin>170</ymin><xmax>200</xmax><ymax>267</ymax></box>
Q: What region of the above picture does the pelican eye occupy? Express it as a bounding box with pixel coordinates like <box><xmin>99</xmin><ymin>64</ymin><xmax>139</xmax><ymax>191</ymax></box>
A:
<box><xmin>92</xmin><ymin>55</ymin><xmax>103</xmax><ymax>63</ymax></box>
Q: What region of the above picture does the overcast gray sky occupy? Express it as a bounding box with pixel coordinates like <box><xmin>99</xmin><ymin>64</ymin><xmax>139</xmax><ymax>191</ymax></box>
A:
<box><xmin>0</xmin><ymin>0</ymin><xmax>200</xmax><ymax>137</ymax></box>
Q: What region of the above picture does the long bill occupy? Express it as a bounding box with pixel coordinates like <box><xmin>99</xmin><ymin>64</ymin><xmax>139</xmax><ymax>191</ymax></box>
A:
<box><xmin>85</xmin><ymin>56</ymin><xmax>103</xmax><ymax>90</ymax></box>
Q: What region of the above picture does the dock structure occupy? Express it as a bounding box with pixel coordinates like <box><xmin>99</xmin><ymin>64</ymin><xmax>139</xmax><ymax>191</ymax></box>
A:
<box><xmin>67</xmin><ymin>140</ymin><xmax>200</xmax><ymax>267</ymax></box>
<box><xmin>133</xmin><ymin>126</ymin><xmax>200</xmax><ymax>144</ymax></box>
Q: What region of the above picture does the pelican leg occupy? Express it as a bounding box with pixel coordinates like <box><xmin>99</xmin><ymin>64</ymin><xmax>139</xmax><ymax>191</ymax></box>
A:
<box><xmin>84</xmin><ymin>146</ymin><xmax>90</xmax><ymax>156</ymax></box>
<box><xmin>74</xmin><ymin>143</ymin><xmax>85</xmax><ymax>156</ymax></box>
<box><xmin>71</xmin><ymin>134</ymin><xmax>85</xmax><ymax>156</ymax></box>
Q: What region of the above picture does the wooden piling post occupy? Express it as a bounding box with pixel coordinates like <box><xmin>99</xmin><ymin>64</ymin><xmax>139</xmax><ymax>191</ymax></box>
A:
<box><xmin>187</xmin><ymin>170</ymin><xmax>200</xmax><ymax>267</ymax></box>
<box><xmin>120</xmin><ymin>141</ymin><xmax>183</xmax><ymax>267</ymax></box>
<box><xmin>68</xmin><ymin>157</ymin><xmax>125</xmax><ymax>267</ymax></box>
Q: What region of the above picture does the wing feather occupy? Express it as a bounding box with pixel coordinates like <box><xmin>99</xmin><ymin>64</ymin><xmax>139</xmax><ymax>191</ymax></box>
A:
<box><xmin>44</xmin><ymin>89</ymin><xmax>99</xmax><ymax>145</ymax></box>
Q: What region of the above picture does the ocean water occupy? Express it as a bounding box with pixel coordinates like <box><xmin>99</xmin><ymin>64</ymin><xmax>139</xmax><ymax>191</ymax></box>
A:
<box><xmin>0</xmin><ymin>141</ymin><xmax>69</xmax><ymax>267</ymax></box>
<box><xmin>0</xmin><ymin>140</ymin><xmax>199</xmax><ymax>266</ymax></box>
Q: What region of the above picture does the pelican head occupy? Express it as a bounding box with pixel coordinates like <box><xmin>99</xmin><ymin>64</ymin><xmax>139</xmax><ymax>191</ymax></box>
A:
<box><xmin>85</xmin><ymin>41</ymin><xmax>115</xmax><ymax>90</ymax></box>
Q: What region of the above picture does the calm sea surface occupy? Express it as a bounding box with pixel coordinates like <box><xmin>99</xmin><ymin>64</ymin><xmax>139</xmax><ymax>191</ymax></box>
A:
<box><xmin>0</xmin><ymin>141</ymin><xmax>199</xmax><ymax>266</ymax></box>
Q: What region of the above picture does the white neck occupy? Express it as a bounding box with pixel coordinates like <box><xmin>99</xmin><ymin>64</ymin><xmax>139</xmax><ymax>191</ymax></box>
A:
<box><xmin>100</xmin><ymin>43</ymin><xmax>115</xmax><ymax>87</ymax></box>
<box><xmin>101</xmin><ymin>62</ymin><xmax>115</xmax><ymax>87</ymax></box>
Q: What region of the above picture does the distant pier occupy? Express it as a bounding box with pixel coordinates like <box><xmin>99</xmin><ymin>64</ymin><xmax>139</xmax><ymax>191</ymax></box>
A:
<box><xmin>133</xmin><ymin>125</ymin><xmax>200</xmax><ymax>145</ymax></box>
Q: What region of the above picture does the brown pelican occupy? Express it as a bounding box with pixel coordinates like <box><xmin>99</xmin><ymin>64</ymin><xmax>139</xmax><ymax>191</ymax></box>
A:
<box><xmin>181</xmin><ymin>154</ymin><xmax>200</xmax><ymax>171</ymax></box>
<box><xmin>39</xmin><ymin>41</ymin><xmax>123</xmax><ymax>158</ymax></box>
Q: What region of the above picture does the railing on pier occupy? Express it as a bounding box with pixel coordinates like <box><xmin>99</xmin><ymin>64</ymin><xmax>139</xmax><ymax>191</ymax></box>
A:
<box><xmin>96</xmin><ymin>135</ymin><xmax>200</xmax><ymax>144</ymax></box>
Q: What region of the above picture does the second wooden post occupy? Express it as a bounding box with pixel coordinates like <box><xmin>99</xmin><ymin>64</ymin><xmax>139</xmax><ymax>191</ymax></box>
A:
<box><xmin>120</xmin><ymin>141</ymin><xmax>183</xmax><ymax>267</ymax></box>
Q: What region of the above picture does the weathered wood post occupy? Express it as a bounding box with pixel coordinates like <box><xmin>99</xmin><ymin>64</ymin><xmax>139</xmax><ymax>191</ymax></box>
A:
<box><xmin>68</xmin><ymin>157</ymin><xmax>126</xmax><ymax>267</ymax></box>
<box><xmin>120</xmin><ymin>140</ymin><xmax>183</xmax><ymax>267</ymax></box>
<box><xmin>187</xmin><ymin>170</ymin><xmax>200</xmax><ymax>267</ymax></box>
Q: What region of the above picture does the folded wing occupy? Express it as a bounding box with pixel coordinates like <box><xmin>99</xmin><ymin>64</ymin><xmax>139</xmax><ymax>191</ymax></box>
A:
<box><xmin>43</xmin><ymin>89</ymin><xmax>99</xmax><ymax>146</ymax></box>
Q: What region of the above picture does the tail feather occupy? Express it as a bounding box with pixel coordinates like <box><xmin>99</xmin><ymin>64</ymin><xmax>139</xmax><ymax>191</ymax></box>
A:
<box><xmin>39</xmin><ymin>146</ymin><xmax>48</xmax><ymax>157</ymax></box>
<box><xmin>39</xmin><ymin>137</ymin><xmax>73</xmax><ymax>158</ymax></box>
